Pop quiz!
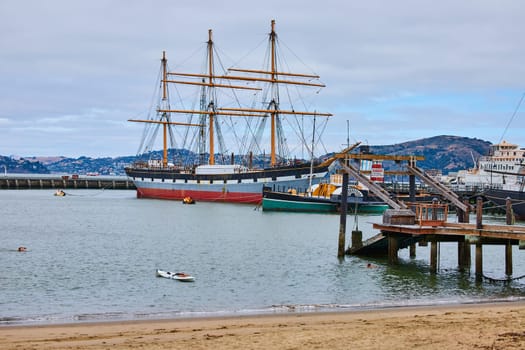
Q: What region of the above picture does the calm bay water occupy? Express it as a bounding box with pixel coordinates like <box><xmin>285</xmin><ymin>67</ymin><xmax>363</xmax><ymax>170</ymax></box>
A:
<box><xmin>1</xmin><ymin>189</ymin><xmax>524</xmax><ymax>325</ymax></box>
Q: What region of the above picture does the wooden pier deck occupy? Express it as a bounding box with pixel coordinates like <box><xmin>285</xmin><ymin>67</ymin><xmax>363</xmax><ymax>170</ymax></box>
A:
<box><xmin>350</xmin><ymin>222</ymin><xmax>525</xmax><ymax>256</ymax></box>
<box><xmin>346</xmin><ymin>199</ymin><xmax>525</xmax><ymax>279</ymax></box>
<box><xmin>372</xmin><ymin>222</ymin><xmax>525</xmax><ymax>241</ymax></box>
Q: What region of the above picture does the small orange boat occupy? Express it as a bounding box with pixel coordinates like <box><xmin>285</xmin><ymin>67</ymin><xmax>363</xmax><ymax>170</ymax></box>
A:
<box><xmin>182</xmin><ymin>196</ymin><xmax>195</xmax><ymax>204</ymax></box>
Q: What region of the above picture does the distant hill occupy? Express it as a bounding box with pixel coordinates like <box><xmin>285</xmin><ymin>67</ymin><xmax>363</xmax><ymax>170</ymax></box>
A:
<box><xmin>364</xmin><ymin>135</ymin><xmax>491</xmax><ymax>173</ymax></box>
<box><xmin>0</xmin><ymin>135</ymin><xmax>493</xmax><ymax>175</ymax></box>
<box><xmin>43</xmin><ymin>155</ymin><xmax>137</xmax><ymax>176</ymax></box>
<box><xmin>0</xmin><ymin>156</ymin><xmax>50</xmax><ymax>174</ymax></box>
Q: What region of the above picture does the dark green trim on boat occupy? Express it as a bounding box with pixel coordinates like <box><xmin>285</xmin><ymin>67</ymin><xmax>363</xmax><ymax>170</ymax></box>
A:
<box><xmin>262</xmin><ymin>197</ymin><xmax>337</xmax><ymax>212</ymax></box>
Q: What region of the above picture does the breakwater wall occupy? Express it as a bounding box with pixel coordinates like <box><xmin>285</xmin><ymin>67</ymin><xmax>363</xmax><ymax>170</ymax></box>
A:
<box><xmin>0</xmin><ymin>174</ymin><xmax>135</xmax><ymax>190</ymax></box>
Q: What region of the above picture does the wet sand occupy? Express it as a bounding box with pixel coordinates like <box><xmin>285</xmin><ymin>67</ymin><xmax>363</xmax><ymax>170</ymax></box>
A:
<box><xmin>1</xmin><ymin>302</ymin><xmax>525</xmax><ymax>349</ymax></box>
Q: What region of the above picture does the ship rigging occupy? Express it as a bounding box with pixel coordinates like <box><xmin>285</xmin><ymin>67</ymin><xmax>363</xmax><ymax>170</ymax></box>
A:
<box><xmin>125</xmin><ymin>20</ymin><xmax>343</xmax><ymax>203</ymax></box>
<box><xmin>130</xmin><ymin>20</ymin><xmax>331</xmax><ymax>169</ymax></box>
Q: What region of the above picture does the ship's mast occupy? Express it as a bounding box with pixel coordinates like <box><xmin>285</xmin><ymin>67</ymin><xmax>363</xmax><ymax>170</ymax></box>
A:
<box><xmin>129</xmin><ymin>51</ymin><xmax>202</xmax><ymax>168</ymax></box>
<box><xmin>161</xmin><ymin>51</ymin><xmax>169</xmax><ymax>167</ymax></box>
<box><xmin>162</xmin><ymin>51</ymin><xmax>168</xmax><ymax>101</ymax></box>
<box><xmin>156</xmin><ymin>31</ymin><xmax>263</xmax><ymax>167</ymax></box>
<box><xmin>208</xmin><ymin>29</ymin><xmax>215</xmax><ymax>165</ymax></box>
<box><xmin>222</xmin><ymin>20</ymin><xmax>332</xmax><ymax>167</ymax></box>
<box><xmin>270</xmin><ymin>19</ymin><xmax>277</xmax><ymax>167</ymax></box>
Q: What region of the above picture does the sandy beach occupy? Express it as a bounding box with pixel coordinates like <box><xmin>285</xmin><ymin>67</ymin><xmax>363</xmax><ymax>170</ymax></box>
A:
<box><xmin>1</xmin><ymin>302</ymin><xmax>525</xmax><ymax>350</ymax></box>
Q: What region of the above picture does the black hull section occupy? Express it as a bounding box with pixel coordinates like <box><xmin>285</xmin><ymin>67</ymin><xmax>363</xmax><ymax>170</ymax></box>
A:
<box><xmin>262</xmin><ymin>189</ymin><xmax>388</xmax><ymax>206</ymax></box>
<box><xmin>125</xmin><ymin>164</ymin><xmax>328</xmax><ymax>182</ymax></box>
<box><xmin>262</xmin><ymin>189</ymin><xmax>335</xmax><ymax>204</ymax></box>
<box><xmin>485</xmin><ymin>188</ymin><xmax>525</xmax><ymax>220</ymax></box>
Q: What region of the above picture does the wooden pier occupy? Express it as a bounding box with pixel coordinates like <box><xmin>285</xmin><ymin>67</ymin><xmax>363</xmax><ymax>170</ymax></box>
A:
<box><xmin>335</xmin><ymin>155</ymin><xmax>524</xmax><ymax>280</ymax></box>
<box><xmin>347</xmin><ymin>199</ymin><xmax>525</xmax><ymax>279</ymax></box>
<box><xmin>0</xmin><ymin>174</ymin><xmax>135</xmax><ymax>190</ymax></box>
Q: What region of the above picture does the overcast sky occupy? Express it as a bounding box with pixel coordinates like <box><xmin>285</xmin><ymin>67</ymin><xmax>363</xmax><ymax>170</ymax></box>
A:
<box><xmin>1</xmin><ymin>0</ymin><xmax>525</xmax><ymax>158</ymax></box>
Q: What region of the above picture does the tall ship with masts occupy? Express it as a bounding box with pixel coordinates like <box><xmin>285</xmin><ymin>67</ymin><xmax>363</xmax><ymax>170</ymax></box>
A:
<box><xmin>125</xmin><ymin>20</ymin><xmax>345</xmax><ymax>203</ymax></box>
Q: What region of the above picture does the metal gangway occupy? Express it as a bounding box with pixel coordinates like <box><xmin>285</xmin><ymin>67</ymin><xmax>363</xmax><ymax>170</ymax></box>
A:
<box><xmin>340</xmin><ymin>162</ymin><xmax>408</xmax><ymax>210</ymax></box>
<box><xmin>406</xmin><ymin>162</ymin><xmax>472</xmax><ymax>213</ymax></box>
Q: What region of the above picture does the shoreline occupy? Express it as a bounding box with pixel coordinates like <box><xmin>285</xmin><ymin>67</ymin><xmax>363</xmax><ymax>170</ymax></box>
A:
<box><xmin>3</xmin><ymin>296</ymin><xmax>524</xmax><ymax>328</ymax></box>
<box><xmin>2</xmin><ymin>301</ymin><xmax>525</xmax><ymax>349</ymax></box>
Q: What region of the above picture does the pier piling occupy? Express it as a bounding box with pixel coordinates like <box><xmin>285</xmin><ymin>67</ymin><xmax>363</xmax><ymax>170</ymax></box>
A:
<box><xmin>458</xmin><ymin>199</ymin><xmax>471</xmax><ymax>270</ymax></box>
<box><xmin>475</xmin><ymin>243</ymin><xmax>483</xmax><ymax>281</ymax></box>
<box><xmin>457</xmin><ymin>236</ymin><xmax>471</xmax><ymax>270</ymax></box>
<box><xmin>430</xmin><ymin>237</ymin><xmax>438</xmax><ymax>273</ymax></box>
<box><xmin>409</xmin><ymin>243</ymin><xmax>416</xmax><ymax>258</ymax></box>
<box><xmin>387</xmin><ymin>233</ymin><xmax>399</xmax><ymax>264</ymax></box>
<box><xmin>474</xmin><ymin>197</ymin><xmax>484</xmax><ymax>280</ymax></box>
<box><xmin>351</xmin><ymin>229</ymin><xmax>363</xmax><ymax>250</ymax></box>
<box><xmin>505</xmin><ymin>197</ymin><xmax>514</xmax><ymax>276</ymax></box>
<box><xmin>506</xmin><ymin>197</ymin><xmax>515</xmax><ymax>225</ymax></box>
<box><xmin>506</xmin><ymin>240</ymin><xmax>513</xmax><ymax>276</ymax></box>
<box><xmin>337</xmin><ymin>173</ymin><xmax>349</xmax><ymax>258</ymax></box>
<box><xmin>476</xmin><ymin>196</ymin><xmax>483</xmax><ymax>230</ymax></box>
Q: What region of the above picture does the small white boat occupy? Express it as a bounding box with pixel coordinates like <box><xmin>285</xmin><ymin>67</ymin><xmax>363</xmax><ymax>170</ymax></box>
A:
<box><xmin>155</xmin><ymin>269</ymin><xmax>195</xmax><ymax>282</ymax></box>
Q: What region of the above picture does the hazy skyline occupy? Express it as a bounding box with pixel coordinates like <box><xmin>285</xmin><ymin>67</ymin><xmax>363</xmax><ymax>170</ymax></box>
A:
<box><xmin>1</xmin><ymin>0</ymin><xmax>524</xmax><ymax>158</ymax></box>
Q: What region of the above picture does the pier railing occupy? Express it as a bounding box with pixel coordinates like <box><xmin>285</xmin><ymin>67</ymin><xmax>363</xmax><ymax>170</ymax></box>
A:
<box><xmin>413</xmin><ymin>202</ymin><xmax>449</xmax><ymax>226</ymax></box>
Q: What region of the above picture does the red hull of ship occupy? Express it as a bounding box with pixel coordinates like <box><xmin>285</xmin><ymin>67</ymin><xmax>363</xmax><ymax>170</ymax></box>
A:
<box><xmin>136</xmin><ymin>187</ymin><xmax>262</xmax><ymax>204</ymax></box>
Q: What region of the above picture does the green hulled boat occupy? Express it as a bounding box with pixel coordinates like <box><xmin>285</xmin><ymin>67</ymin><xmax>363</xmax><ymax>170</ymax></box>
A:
<box><xmin>261</xmin><ymin>187</ymin><xmax>389</xmax><ymax>214</ymax></box>
<box><xmin>262</xmin><ymin>190</ymin><xmax>338</xmax><ymax>212</ymax></box>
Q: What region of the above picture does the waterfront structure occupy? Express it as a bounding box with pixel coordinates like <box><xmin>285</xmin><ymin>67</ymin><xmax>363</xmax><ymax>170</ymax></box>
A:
<box><xmin>0</xmin><ymin>174</ymin><xmax>133</xmax><ymax>190</ymax></box>
<box><xmin>453</xmin><ymin>140</ymin><xmax>525</xmax><ymax>187</ymax></box>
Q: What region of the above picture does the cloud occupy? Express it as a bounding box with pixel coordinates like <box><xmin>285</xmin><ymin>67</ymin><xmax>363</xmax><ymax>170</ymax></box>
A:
<box><xmin>1</xmin><ymin>0</ymin><xmax>525</xmax><ymax>157</ymax></box>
